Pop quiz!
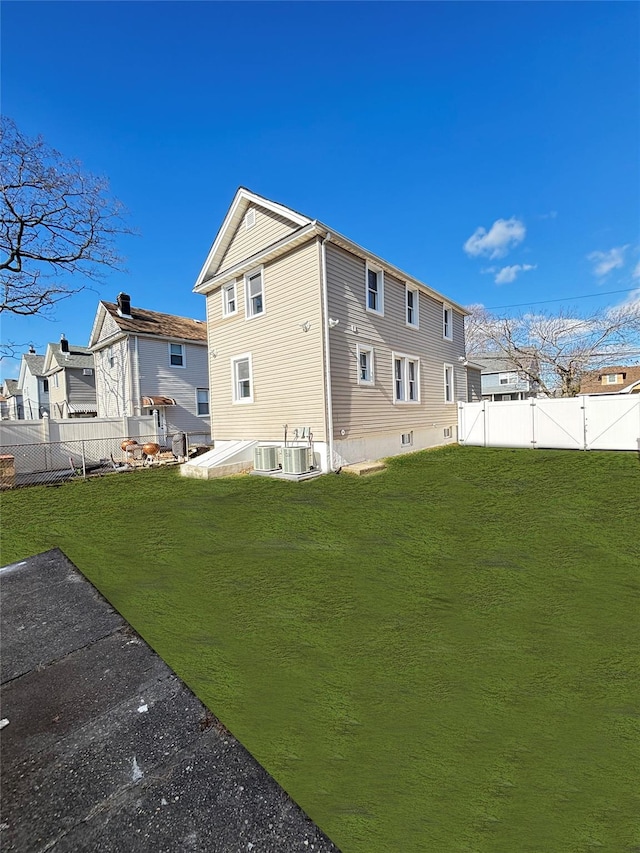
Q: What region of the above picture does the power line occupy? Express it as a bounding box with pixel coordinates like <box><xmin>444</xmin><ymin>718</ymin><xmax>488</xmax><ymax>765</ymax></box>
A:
<box><xmin>486</xmin><ymin>287</ymin><xmax>638</xmax><ymax>311</ymax></box>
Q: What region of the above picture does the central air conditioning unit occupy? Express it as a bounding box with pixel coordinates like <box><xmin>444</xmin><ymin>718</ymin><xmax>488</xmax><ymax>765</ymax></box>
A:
<box><xmin>282</xmin><ymin>446</ymin><xmax>310</xmax><ymax>475</ymax></box>
<box><xmin>254</xmin><ymin>445</ymin><xmax>279</xmax><ymax>472</ymax></box>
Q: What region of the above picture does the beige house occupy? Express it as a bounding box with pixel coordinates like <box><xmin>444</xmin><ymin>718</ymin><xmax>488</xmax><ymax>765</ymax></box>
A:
<box><xmin>193</xmin><ymin>188</ymin><xmax>471</xmax><ymax>472</ymax></box>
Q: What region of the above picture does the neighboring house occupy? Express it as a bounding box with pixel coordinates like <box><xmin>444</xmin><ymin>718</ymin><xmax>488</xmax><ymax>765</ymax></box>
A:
<box><xmin>88</xmin><ymin>293</ymin><xmax>210</xmax><ymax>441</ymax></box>
<box><xmin>473</xmin><ymin>353</ymin><xmax>538</xmax><ymax>401</ymax></box>
<box><xmin>43</xmin><ymin>337</ymin><xmax>97</xmax><ymax>419</ymax></box>
<box><xmin>579</xmin><ymin>365</ymin><xmax>640</xmax><ymax>395</ymax></box>
<box><xmin>1</xmin><ymin>379</ymin><xmax>23</xmax><ymax>420</ymax></box>
<box><xmin>192</xmin><ymin>187</ymin><xmax>471</xmax><ymax>470</ymax></box>
<box><xmin>17</xmin><ymin>348</ymin><xmax>50</xmax><ymax>419</ymax></box>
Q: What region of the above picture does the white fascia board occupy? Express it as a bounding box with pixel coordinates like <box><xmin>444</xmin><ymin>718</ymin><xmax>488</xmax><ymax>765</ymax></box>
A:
<box><xmin>194</xmin><ymin>222</ymin><xmax>321</xmax><ymax>294</ymax></box>
<box><xmin>193</xmin><ymin>188</ymin><xmax>312</xmax><ymax>291</ymax></box>
<box><xmin>88</xmin><ymin>329</ymin><xmax>128</xmax><ymax>352</ymax></box>
<box><xmin>87</xmin><ymin>302</ymin><xmax>109</xmax><ymax>349</ymax></box>
<box><xmin>317</xmin><ymin>223</ymin><xmax>469</xmax><ymax>316</ymax></box>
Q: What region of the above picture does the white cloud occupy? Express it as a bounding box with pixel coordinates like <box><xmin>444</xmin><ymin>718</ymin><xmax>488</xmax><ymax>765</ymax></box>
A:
<box><xmin>538</xmin><ymin>211</ymin><xmax>558</xmax><ymax>220</ymax></box>
<box><xmin>494</xmin><ymin>264</ymin><xmax>537</xmax><ymax>285</ymax></box>
<box><xmin>632</xmin><ymin>261</ymin><xmax>640</xmax><ymax>280</ymax></box>
<box><xmin>587</xmin><ymin>245</ymin><xmax>629</xmax><ymax>278</ymax></box>
<box><xmin>463</xmin><ymin>217</ymin><xmax>526</xmax><ymax>259</ymax></box>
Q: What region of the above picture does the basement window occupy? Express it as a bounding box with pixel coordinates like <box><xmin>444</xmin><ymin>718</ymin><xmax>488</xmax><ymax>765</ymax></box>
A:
<box><xmin>401</xmin><ymin>432</ymin><xmax>413</xmax><ymax>447</ymax></box>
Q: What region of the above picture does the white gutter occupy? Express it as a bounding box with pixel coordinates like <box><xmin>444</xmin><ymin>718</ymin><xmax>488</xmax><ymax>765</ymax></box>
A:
<box><xmin>320</xmin><ymin>233</ymin><xmax>335</xmax><ymax>472</ymax></box>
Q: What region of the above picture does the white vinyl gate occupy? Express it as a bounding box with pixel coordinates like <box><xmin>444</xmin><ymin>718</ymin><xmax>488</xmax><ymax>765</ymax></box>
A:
<box><xmin>458</xmin><ymin>395</ymin><xmax>640</xmax><ymax>451</ymax></box>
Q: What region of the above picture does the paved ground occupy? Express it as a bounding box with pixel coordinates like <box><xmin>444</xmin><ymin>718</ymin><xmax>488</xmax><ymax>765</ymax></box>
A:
<box><xmin>0</xmin><ymin>549</ymin><xmax>341</xmax><ymax>853</ymax></box>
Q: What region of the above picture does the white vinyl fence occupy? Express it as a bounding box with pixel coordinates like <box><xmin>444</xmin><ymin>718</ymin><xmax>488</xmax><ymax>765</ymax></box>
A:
<box><xmin>0</xmin><ymin>416</ymin><xmax>158</xmax><ymax>448</ymax></box>
<box><xmin>458</xmin><ymin>395</ymin><xmax>640</xmax><ymax>451</ymax></box>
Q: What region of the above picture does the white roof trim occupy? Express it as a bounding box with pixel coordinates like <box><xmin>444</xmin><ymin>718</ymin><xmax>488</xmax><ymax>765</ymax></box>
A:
<box><xmin>194</xmin><ymin>223</ymin><xmax>320</xmax><ymax>294</ymax></box>
<box><xmin>193</xmin><ymin>189</ymin><xmax>469</xmax><ymax>315</ymax></box>
<box><xmin>193</xmin><ymin>188</ymin><xmax>312</xmax><ymax>289</ymax></box>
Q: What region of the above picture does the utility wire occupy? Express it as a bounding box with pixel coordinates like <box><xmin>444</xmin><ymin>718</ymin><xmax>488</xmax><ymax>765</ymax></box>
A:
<box><xmin>485</xmin><ymin>287</ymin><xmax>638</xmax><ymax>311</ymax></box>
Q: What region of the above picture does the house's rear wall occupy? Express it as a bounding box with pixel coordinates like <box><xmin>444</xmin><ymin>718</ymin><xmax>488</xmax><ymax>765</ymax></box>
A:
<box><xmin>136</xmin><ymin>338</ymin><xmax>211</xmax><ymax>436</ymax></box>
<box><xmin>206</xmin><ymin>238</ymin><xmax>327</xmax><ymax>442</ymax></box>
<box><xmin>325</xmin><ymin>243</ymin><xmax>466</xmax><ymax>444</ymax></box>
<box><xmin>218</xmin><ymin>204</ymin><xmax>298</xmax><ymax>273</ymax></box>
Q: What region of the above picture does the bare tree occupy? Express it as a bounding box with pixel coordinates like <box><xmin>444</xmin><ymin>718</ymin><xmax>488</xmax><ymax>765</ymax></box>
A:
<box><xmin>465</xmin><ymin>297</ymin><xmax>640</xmax><ymax>397</ymax></box>
<box><xmin>0</xmin><ymin>117</ymin><xmax>133</xmax><ymax>316</ymax></box>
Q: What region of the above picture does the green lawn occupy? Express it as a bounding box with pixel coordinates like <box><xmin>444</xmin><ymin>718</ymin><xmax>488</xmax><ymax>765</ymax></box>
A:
<box><xmin>2</xmin><ymin>446</ymin><xmax>639</xmax><ymax>852</ymax></box>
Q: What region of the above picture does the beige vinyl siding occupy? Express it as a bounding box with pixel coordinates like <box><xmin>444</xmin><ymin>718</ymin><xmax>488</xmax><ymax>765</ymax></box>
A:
<box><xmin>326</xmin><ymin>243</ymin><xmax>466</xmax><ymax>440</ymax></box>
<box><xmin>206</xmin><ymin>238</ymin><xmax>326</xmax><ymax>441</ymax></box>
<box><xmin>218</xmin><ymin>204</ymin><xmax>299</xmax><ymax>273</ymax></box>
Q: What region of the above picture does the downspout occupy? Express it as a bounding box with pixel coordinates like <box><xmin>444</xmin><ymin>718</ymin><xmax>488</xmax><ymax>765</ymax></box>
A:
<box><xmin>320</xmin><ymin>232</ymin><xmax>335</xmax><ymax>472</ymax></box>
<box><xmin>133</xmin><ymin>335</ymin><xmax>142</xmax><ymax>417</ymax></box>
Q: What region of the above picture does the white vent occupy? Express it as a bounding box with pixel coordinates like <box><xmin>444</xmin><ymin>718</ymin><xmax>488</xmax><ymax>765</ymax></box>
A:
<box><xmin>282</xmin><ymin>446</ymin><xmax>310</xmax><ymax>475</ymax></box>
<box><xmin>254</xmin><ymin>445</ymin><xmax>279</xmax><ymax>471</ymax></box>
<box><xmin>83</xmin><ymin>368</ymin><xmax>93</xmax><ymax>376</ymax></box>
<box><xmin>245</xmin><ymin>209</ymin><xmax>256</xmax><ymax>229</ymax></box>
<box><xmin>401</xmin><ymin>432</ymin><xmax>413</xmax><ymax>447</ymax></box>
<box><xmin>444</xmin><ymin>426</ymin><xmax>452</xmax><ymax>438</ymax></box>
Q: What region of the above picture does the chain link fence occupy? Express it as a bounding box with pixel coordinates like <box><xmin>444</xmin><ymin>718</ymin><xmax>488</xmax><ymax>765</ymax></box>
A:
<box><xmin>0</xmin><ymin>432</ymin><xmax>210</xmax><ymax>489</ymax></box>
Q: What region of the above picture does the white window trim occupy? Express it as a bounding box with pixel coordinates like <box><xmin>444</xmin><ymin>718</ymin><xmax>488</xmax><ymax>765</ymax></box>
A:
<box><xmin>365</xmin><ymin>262</ymin><xmax>384</xmax><ymax>316</ymax></box>
<box><xmin>392</xmin><ymin>352</ymin><xmax>421</xmax><ymax>404</ymax></box>
<box><xmin>244</xmin><ymin>266</ymin><xmax>266</xmax><ymax>320</ymax></box>
<box><xmin>196</xmin><ymin>388</ymin><xmax>210</xmax><ymax>417</ymax></box>
<box><xmin>405</xmin><ymin>284</ymin><xmax>419</xmax><ymax>329</ymax></box>
<box><xmin>444</xmin><ymin>363</ymin><xmax>455</xmax><ymax>403</ymax></box>
<box><xmin>231</xmin><ymin>352</ymin><xmax>253</xmax><ymax>404</ymax></box>
<box><xmin>443</xmin><ymin>304</ymin><xmax>453</xmax><ymax>341</ymax></box>
<box><xmin>604</xmin><ymin>374</ymin><xmax>620</xmax><ymax>384</ymax></box>
<box><xmin>356</xmin><ymin>343</ymin><xmax>375</xmax><ymax>386</ymax></box>
<box><xmin>222</xmin><ymin>281</ymin><xmax>238</xmax><ymax>318</ymax></box>
<box><xmin>169</xmin><ymin>342</ymin><xmax>186</xmax><ymax>369</ymax></box>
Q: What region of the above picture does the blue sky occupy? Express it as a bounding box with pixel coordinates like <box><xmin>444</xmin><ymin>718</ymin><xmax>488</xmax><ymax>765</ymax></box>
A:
<box><xmin>2</xmin><ymin>1</ymin><xmax>639</xmax><ymax>376</ymax></box>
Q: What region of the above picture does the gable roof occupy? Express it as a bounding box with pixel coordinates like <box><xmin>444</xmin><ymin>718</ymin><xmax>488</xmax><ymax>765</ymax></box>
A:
<box><xmin>2</xmin><ymin>378</ymin><xmax>20</xmax><ymax>397</ymax></box>
<box><xmin>91</xmin><ymin>302</ymin><xmax>207</xmax><ymax>347</ymax></box>
<box><xmin>579</xmin><ymin>365</ymin><xmax>640</xmax><ymax>394</ymax></box>
<box><xmin>44</xmin><ymin>343</ymin><xmax>95</xmax><ymax>373</ymax></box>
<box><xmin>193</xmin><ymin>188</ymin><xmax>469</xmax><ymax>315</ymax></box>
<box><xmin>22</xmin><ymin>353</ymin><xmax>46</xmax><ymax>376</ymax></box>
<box><xmin>195</xmin><ymin>188</ymin><xmax>311</xmax><ymax>286</ymax></box>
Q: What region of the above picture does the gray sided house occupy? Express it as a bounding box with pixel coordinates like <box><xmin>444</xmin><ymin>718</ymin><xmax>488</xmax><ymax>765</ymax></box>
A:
<box><xmin>17</xmin><ymin>350</ymin><xmax>50</xmax><ymax>419</ymax></box>
<box><xmin>88</xmin><ymin>294</ymin><xmax>210</xmax><ymax>442</ymax></box>
<box><xmin>473</xmin><ymin>353</ymin><xmax>538</xmax><ymax>402</ymax></box>
<box><xmin>1</xmin><ymin>378</ymin><xmax>23</xmax><ymax>420</ymax></box>
<box><xmin>193</xmin><ymin>188</ymin><xmax>472</xmax><ymax>471</ymax></box>
<box><xmin>43</xmin><ymin>337</ymin><xmax>97</xmax><ymax>418</ymax></box>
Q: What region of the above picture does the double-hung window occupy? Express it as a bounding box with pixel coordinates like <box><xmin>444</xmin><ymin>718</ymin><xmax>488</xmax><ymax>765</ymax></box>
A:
<box><xmin>406</xmin><ymin>285</ymin><xmax>419</xmax><ymax>328</ymax></box>
<box><xmin>222</xmin><ymin>282</ymin><xmax>237</xmax><ymax>317</ymax></box>
<box><xmin>196</xmin><ymin>388</ymin><xmax>209</xmax><ymax>416</ymax></box>
<box><xmin>170</xmin><ymin>343</ymin><xmax>185</xmax><ymax>367</ymax></box>
<box><xmin>444</xmin><ymin>364</ymin><xmax>455</xmax><ymax>403</ymax></box>
<box><xmin>366</xmin><ymin>264</ymin><xmax>384</xmax><ymax>315</ymax></box>
<box><xmin>393</xmin><ymin>353</ymin><xmax>420</xmax><ymax>403</ymax></box>
<box><xmin>443</xmin><ymin>304</ymin><xmax>453</xmax><ymax>340</ymax></box>
<box><xmin>245</xmin><ymin>268</ymin><xmax>265</xmax><ymax>318</ymax></box>
<box><xmin>357</xmin><ymin>344</ymin><xmax>374</xmax><ymax>386</ymax></box>
<box><xmin>232</xmin><ymin>354</ymin><xmax>253</xmax><ymax>403</ymax></box>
